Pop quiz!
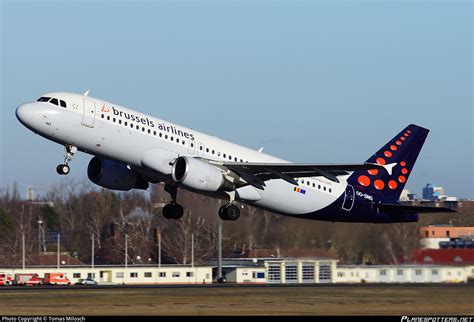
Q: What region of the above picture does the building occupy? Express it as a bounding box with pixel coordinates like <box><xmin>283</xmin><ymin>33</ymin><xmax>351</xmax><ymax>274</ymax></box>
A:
<box><xmin>419</xmin><ymin>226</ymin><xmax>474</xmax><ymax>249</ymax></box>
<box><xmin>213</xmin><ymin>248</ymin><xmax>339</xmax><ymax>284</ymax></box>
<box><xmin>214</xmin><ymin>257</ymin><xmax>338</xmax><ymax>284</ymax></box>
<box><xmin>335</xmin><ymin>265</ymin><xmax>471</xmax><ymax>283</ymax></box>
<box><xmin>423</xmin><ymin>184</ymin><xmax>435</xmax><ymax>200</ymax></box>
<box><xmin>0</xmin><ymin>265</ymin><xmax>213</xmax><ymax>285</ymax></box>
<box><xmin>411</xmin><ymin>249</ymin><xmax>474</xmax><ymax>265</ymax></box>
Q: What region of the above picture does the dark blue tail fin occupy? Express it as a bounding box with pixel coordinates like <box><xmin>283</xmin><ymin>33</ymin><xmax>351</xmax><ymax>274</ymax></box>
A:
<box><xmin>347</xmin><ymin>124</ymin><xmax>429</xmax><ymax>203</ymax></box>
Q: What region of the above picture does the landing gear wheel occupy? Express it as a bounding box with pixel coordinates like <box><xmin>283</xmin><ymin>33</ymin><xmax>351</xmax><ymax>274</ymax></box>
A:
<box><xmin>219</xmin><ymin>205</ymin><xmax>229</xmax><ymax>221</ymax></box>
<box><xmin>56</xmin><ymin>164</ymin><xmax>70</xmax><ymax>175</ymax></box>
<box><xmin>56</xmin><ymin>145</ymin><xmax>76</xmax><ymax>176</ymax></box>
<box><xmin>219</xmin><ymin>204</ymin><xmax>240</xmax><ymax>221</ymax></box>
<box><xmin>163</xmin><ymin>203</ymin><xmax>184</xmax><ymax>220</ymax></box>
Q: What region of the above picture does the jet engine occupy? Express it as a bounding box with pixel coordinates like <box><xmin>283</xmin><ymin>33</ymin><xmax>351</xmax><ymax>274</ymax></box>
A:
<box><xmin>171</xmin><ymin>156</ymin><xmax>234</xmax><ymax>192</ymax></box>
<box><xmin>87</xmin><ymin>156</ymin><xmax>149</xmax><ymax>191</ymax></box>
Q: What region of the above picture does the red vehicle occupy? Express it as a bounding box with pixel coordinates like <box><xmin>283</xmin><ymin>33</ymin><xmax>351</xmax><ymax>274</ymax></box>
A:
<box><xmin>44</xmin><ymin>273</ymin><xmax>71</xmax><ymax>285</ymax></box>
<box><xmin>0</xmin><ymin>273</ymin><xmax>12</xmax><ymax>286</ymax></box>
<box><xmin>14</xmin><ymin>273</ymin><xmax>43</xmax><ymax>286</ymax></box>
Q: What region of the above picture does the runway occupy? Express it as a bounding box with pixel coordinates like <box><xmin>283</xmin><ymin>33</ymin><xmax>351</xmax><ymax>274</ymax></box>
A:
<box><xmin>1</xmin><ymin>284</ymin><xmax>473</xmax><ymax>315</ymax></box>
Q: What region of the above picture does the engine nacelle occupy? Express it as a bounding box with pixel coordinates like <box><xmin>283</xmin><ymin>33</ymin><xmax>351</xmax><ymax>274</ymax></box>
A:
<box><xmin>87</xmin><ymin>156</ymin><xmax>149</xmax><ymax>191</ymax></box>
<box><xmin>171</xmin><ymin>156</ymin><xmax>233</xmax><ymax>192</ymax></box>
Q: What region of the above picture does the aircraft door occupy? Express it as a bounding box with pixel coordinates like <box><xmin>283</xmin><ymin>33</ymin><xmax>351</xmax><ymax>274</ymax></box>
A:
<box><xmin>82</xmin><ymin>98</ymin><xmax>96</xmax><ymax>127</ymax></box>
<box><xmin>341</xmin><ymin>184</ymin><xmax>355</xmax><ymax>211</ymax></box>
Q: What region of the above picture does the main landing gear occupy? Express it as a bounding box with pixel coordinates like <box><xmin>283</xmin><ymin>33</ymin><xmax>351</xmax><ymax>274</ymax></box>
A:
<box><xmin>218</xmin><ymin>204</ymin><xmax>240</xmax><ymax>221</ymax></box>
<box><xmin>56</xmin><ymin>145</ymin><xmax>77</xmax><ymax>175</ymax></box>
<box><xmin>162</xmin><ymin>184</ymin><xmax>184</xmax><ymax>220</ymax></box>
<box><xmin>218</xmin><ymin>191</ymin><xmax>240</xmax><ymax>221</ymax></box>
<box><xmin>161</xmin><ymin>185</ymin><xmax>241</xmax><ymax>221</ymax></box>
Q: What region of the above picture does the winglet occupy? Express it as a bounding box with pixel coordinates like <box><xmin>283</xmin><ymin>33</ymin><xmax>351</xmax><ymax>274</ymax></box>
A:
<box><xmin>258</xmin><ymin>147</ymin><xmax>264</xmax><ymax>153</ymax></box>
<box><xmin>84</xmin><ymin>90</ymin><xmax>90</xmax><ymax>96</ymax></box>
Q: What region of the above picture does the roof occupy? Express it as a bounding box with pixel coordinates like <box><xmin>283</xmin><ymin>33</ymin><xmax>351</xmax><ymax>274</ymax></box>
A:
<box><xmin>411</xmin><ymin>249</ymin><xmax>474</xmax><ymax>265</ymax></box>
<box><xmin>0</xmin><ymin>254</ymin><xmax>85</xmax><ymax>267</ymax></box>
<box><xmin>222</xmin><ymin>248</ymin><xmax>337</xmax><ymax>260</ymax></box>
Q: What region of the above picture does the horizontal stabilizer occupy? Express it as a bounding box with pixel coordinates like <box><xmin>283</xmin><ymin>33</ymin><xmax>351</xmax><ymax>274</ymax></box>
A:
<box><xmin>379</xmin><ymin>203</ymin><xmax>457</xmax><ymax>214</ymax></box>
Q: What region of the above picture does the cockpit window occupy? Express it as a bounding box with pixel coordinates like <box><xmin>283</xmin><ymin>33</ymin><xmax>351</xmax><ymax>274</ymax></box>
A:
<box><xmin>50</xmin><ymin>98</ymin><xmax>59</xmax><ymax>105</ymax></box>
<box><xmin>37</xmin><ymin>97</ymin><xmax>51</xmax><ymax>102</ymax></box>
<box><xmin>60</xmin><ymin>100</ymin><xmax>67</xmax><ymax>108</ymax></box>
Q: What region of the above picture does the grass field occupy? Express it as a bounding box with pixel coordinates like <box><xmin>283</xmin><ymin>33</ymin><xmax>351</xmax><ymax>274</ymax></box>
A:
<box><xmin>1</xmin><ymin>285</ymin><xmax>473</xmax><ymax>315</ymax></box>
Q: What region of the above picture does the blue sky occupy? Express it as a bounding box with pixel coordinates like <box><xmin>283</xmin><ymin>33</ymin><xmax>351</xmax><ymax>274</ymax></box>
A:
<box><xmin>1</xmin><ymin>0</ymin><xmax>472</xmax><ymax>199</ymax></box>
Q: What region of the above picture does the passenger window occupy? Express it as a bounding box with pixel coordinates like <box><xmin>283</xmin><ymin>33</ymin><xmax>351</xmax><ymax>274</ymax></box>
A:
<box><xmin>148</xmin><ymin>129</ymin><xmax>151</xmax><ymax>134</ymax></box>
<box><xmin>318</xmin><ymin>185</ymin><xmax>321</xmax><ymax>189</ymax></box>
<box><xmin>206</xmin><ymin>148</ymin><xmax>209</xmax><ymax>153</ymax></box>
<box><xmin>191</xmin><ymin>143</ymin><xmax>194</xmax><ymax>148</ymax></box>
<box><xmin>113</xmin><ymin>118</ymin><xmax>116</xmax><ymax>122</ymax></box>
<box><xmin>229</xmin><ymin>155</ymin><xmax>232</xmax><ymax>160</ymax></box>
<box><xmin>136</xmin><ymin>125</ymin><xmax>139</xmax><ymax>130</ymax></box>
<box><xmin>107</xmin><ymin>116</ymin><xmax>110</xmax><ymax>120</ymax></box>
<box><xmin>60</xmin><ymin>100</ymin><xmax>67</xmax><ymax>108</ymax></box>
<box><xmin>165</xmin><ymin>135</ymin><xmax>168</xmax><ymax>139</ymax></box>
<box><xmin>119</xmin><ymin>120</ymin><xmax>122</xmax><ymax>124</ymax></box>
<box><xmin>171</xmin><ymin>136</ymin><xmax>174</xmax><ymax>141</ymax></box>
<box><xmin>125</xmin><ymin>121</ymin><xmax>128</xmax><ymax>126</ymax></box>
<box><xmin>50</xmin><ymin>98</ymin><xmax>59</xmax><ymax>105</ymax></box>
<box><xmin>159</xmin><ymin>133</ymin><xmax>162</xmax><ymax>137</ymax></box>
<box><xmin>153</xmin><ymin>131</ymin><xmax>156</xmax><ymax>136</ymax></box>
<box><xmin>176</xmin><ymin>138</ymin><xmax>179</xmax><ymax>143</ymax></box>
<box><xmin>200</xmin><ymin>146</ymin><xmax>203</xmax><ymax>151</ymax></box>
<box><xmin>324</xmin><ymin>186</ymin><xmax>326</xmax><ymax>191</ymax></box>
<box><xmin>212</xmin><ymin>150</ymin><xmax>215</xmax><ymax>154</ymax></box>
<box><xmin>130</xmin><ymin>123</ymin><xmax>133</xmax><ymax>128</ymax></box>
<box><xmin>101</xmin><ymin>114</ymin><xmax>104</xmax><ymax>119</ymax></box>
<box><xmin>234</xmin><ymin>157</ymin><xmax>237</xmax><ymax>162</ymax></box>
<box><xmin>142</xmin><ymin>127</ymin><xmax>145</xmax><ymax>132</ymax></box>
<box><xmin>329</xmin><ymin>188</ymin><xmax>332</xmax><ymax>193</ymax></box>
<box><xmin>223</xmin><ymin>154</ymin><xmax>226</xmax><ymax>158</ymax></box>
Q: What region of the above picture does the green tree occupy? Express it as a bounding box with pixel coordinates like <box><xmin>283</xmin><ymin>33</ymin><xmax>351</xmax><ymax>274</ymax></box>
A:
<box><xmin>40</xmin><ymin>205</ymin><xmax>60</xmax><ymax>229</ymax></box>
<box><xmin>0</xmin><ymin>208</ymin><xmax>12</xmax><ymax>239</ymax></box>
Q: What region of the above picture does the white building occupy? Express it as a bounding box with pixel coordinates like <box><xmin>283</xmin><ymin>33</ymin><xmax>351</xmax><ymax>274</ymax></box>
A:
<box><xmin>218</xmin><ymin>257</ymin><xmax>338</xmax><ymax>284</ymax></box>
<box><xmin>335</xmin><ymin>265</ymin><xmax>470</xmax><ymax>283</ymax></box>
<box><xmin>0</xmin><ymin>265</ymin><xmax>213</xmax><ymax>285</ymax></box>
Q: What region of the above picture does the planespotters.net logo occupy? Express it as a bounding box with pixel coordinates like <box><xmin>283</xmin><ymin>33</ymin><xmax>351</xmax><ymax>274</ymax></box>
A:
<box><xmin>401</xmin><ymin>317</ymin><xmax>474</xmax><ymax>322</ymax></box>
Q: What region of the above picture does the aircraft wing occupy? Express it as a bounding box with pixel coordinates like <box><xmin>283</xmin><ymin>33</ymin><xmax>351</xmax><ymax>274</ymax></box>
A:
<box><xmin>217</xmin><ymin>161</ymin><xmax>388</xmax><ymax>187</ymax></box>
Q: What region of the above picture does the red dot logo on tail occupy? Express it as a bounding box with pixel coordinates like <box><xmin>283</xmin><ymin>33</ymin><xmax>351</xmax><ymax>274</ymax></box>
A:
<box><xmin>358</xmin><ymin>175</ymin><xmax>371</xmax><ymax>186</ymax></box>
<box><xmin>368</xmin><ymin>169</ymin><xmax>378</xmax><ymax>176</ymax></box>
<box><xmin>388</xmin><ymin>180</ymin><xmax>398</xmax><ymax>190</ymax></box>
<box><xmin>374</xmin><ymin>180</ymin><xmax>385</xmax><ymax>190</ymax></box>
<box><xmin>376</xmin><ymin>158</ymin><xmax>386</xmax><ymax>165</ymax></box>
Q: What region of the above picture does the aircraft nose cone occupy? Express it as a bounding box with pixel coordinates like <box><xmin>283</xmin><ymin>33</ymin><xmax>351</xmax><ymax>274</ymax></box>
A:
<box><xmin>16</xmin><ymin>103</ymin><xmax>33</xmax><ymax>126</ymax></box>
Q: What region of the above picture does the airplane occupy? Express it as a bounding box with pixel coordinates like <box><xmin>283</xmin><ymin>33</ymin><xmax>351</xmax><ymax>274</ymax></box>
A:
<box><xmin>15</xmin><ymin>92</ymin><xmax>454</xmax><ymax>223</ymax></box>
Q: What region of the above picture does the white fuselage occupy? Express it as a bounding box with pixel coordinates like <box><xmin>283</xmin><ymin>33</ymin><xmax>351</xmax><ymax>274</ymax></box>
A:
<box><xmin>16</xmin><ymin>92</ymin><xmax>349</xmax><ymax>216</ymax></box>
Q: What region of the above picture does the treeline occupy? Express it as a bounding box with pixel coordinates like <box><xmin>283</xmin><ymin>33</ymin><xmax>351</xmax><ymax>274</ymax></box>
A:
<box><xmin>0</xmin><ymin>179</ymin><xmax>472</xmax><ymax>266</ymax></box>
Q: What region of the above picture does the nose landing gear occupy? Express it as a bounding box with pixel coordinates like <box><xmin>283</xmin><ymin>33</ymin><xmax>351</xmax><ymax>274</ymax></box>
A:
<box><xmin>56</xmin><ymin>144</ymin><xmax>77</xmax><ymax>175</ymax></box>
